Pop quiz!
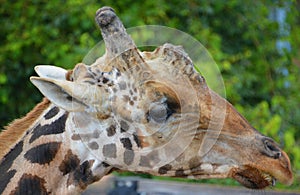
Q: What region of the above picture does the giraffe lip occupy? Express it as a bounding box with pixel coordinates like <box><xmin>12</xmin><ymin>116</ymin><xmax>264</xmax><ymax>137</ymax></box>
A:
<box><xmin>232</xmin><ymin>167</ymin><xmax>275</xmax><ymax>189</ymax></box>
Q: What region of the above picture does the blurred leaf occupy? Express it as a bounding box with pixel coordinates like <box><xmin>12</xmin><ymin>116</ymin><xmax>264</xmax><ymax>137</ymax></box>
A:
<box><xmin>0</xmin><ymin>74</ymin><xmax>7</xmax><ymax>84</ymax></box>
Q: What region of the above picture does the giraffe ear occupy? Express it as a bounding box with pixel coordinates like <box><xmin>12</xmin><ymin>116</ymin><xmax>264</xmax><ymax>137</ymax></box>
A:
<box><xmin>30</xmin><ymin>77</ymin><xmax>88</xmax><ymax>112</ymax></box>
<box><xmin>34</xmin><ymin>65</ymin><xmax>68</xmax><ymax>80</ymax></box>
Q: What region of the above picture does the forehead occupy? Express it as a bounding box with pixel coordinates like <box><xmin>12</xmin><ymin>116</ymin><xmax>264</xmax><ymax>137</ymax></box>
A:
<box><xmin>72</xmin><ymin>43</ymin><xmax>198</xmax><ymax>87</ymax></box>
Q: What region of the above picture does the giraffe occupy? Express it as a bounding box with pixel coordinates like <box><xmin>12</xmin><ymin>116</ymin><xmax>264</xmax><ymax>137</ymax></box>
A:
<box><xmin>0</xmin><ymin>6</ymin><xmax>293</xmax><ymax>194</ymax></box>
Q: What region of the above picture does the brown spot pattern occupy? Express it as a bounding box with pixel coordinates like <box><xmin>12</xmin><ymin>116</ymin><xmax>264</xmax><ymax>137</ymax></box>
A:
<box><xmin>139</xmin><ymin>156</ymin><xmax>151</xmax><ymax>168</ymax></box>
<box><xmin>158</xmin><ymin>164</ymin><xmax>172</xmax><ymax>175</ymax></box>
<box><xmin>11</xmin><ymin>174</ymin><xmax>48</xmax><ymax>195</ymax></box>
<box><xmin>103</xmin><ymin>144</ymin><xmax>117</xmax><ymax>158</ymax></box>
<box><xmin>120</xmin><ymin>120</ymin><xmax>129</xmax><ymax>132</ymax></box>
<box><xmin>106</xmin><ymin>125</ymin><xmax>116</xmax><ymax>137</ymax></box>
<box><xmin>88</xmin><ymin>142</ymin><xmax>99</xmax><ymax>150</ymax></box>
<box><xmin>59</xmin><ymin>150</ymin><xmax>80</xmax><ymax>175</ymax></box>
<box><xmin>175</xmin><ymin>168</ymin><xmax>185</xmax><ymax>177</ymax></box>
<box><xmin>124</xmin><ymin>150</ymin><xmax>134</xmax><ymax>165</ymax></box>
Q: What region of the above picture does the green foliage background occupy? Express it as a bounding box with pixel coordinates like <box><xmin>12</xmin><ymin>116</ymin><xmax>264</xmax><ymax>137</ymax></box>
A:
<box><xmin>0</xmin><ymin>0</ymin><xmax>299</xmax><ymax>190</ymax></box>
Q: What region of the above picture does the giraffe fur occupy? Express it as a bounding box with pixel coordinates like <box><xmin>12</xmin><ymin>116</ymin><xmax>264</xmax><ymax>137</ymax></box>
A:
<box><xmin>0</xmin><ymin>98</ymin><xmax>51</xmax><ymax>159</ymax></box>
<box><xmin>0</xmin><ymin>6</ymin><xmax>293</xmax><ymax>194</ymax></box>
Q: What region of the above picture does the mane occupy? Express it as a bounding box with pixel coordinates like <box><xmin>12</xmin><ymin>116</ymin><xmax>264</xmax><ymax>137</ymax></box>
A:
<box><xmin>0</xmin><ymin>98</ymin><xmax>51</xmax><ymax>159</ymax></box>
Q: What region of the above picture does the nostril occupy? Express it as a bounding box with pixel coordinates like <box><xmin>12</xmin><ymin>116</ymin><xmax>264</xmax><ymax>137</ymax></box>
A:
<box><xmin>263</xmin><ymin>138</ymin><xmax>282</xmax><ymax>159</ymax></box>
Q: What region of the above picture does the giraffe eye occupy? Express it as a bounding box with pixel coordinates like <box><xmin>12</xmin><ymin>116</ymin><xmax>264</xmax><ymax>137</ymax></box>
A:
<box><xmin>148</xmin><ymin>103</ymin><xmax>168</xmax><ymax>123</ymax></box>
<box><xmin>147</xmin><ymin>98</ymin><xmax>175</xmax><ymax>123</ymax></box>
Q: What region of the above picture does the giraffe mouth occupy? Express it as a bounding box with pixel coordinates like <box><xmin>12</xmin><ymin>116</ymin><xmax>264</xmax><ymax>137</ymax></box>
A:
<box><xmin>232</xmin><ymin>166</ymin><xmax>276</xmax><ymax>189</ymax></box>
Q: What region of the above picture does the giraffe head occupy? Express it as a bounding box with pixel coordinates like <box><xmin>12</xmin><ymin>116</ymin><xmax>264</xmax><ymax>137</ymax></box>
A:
<box><xmin>30</xmin><ymin>7</ymin><xmax>293</xmax><ymax>189</ymax></box>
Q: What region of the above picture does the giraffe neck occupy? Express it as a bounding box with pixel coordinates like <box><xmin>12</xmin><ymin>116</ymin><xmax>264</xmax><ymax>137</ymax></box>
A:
<box><xmin>0</xmin><ymin>100</ymin><xmax>112</xmax><ymax>195</ymax></box>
